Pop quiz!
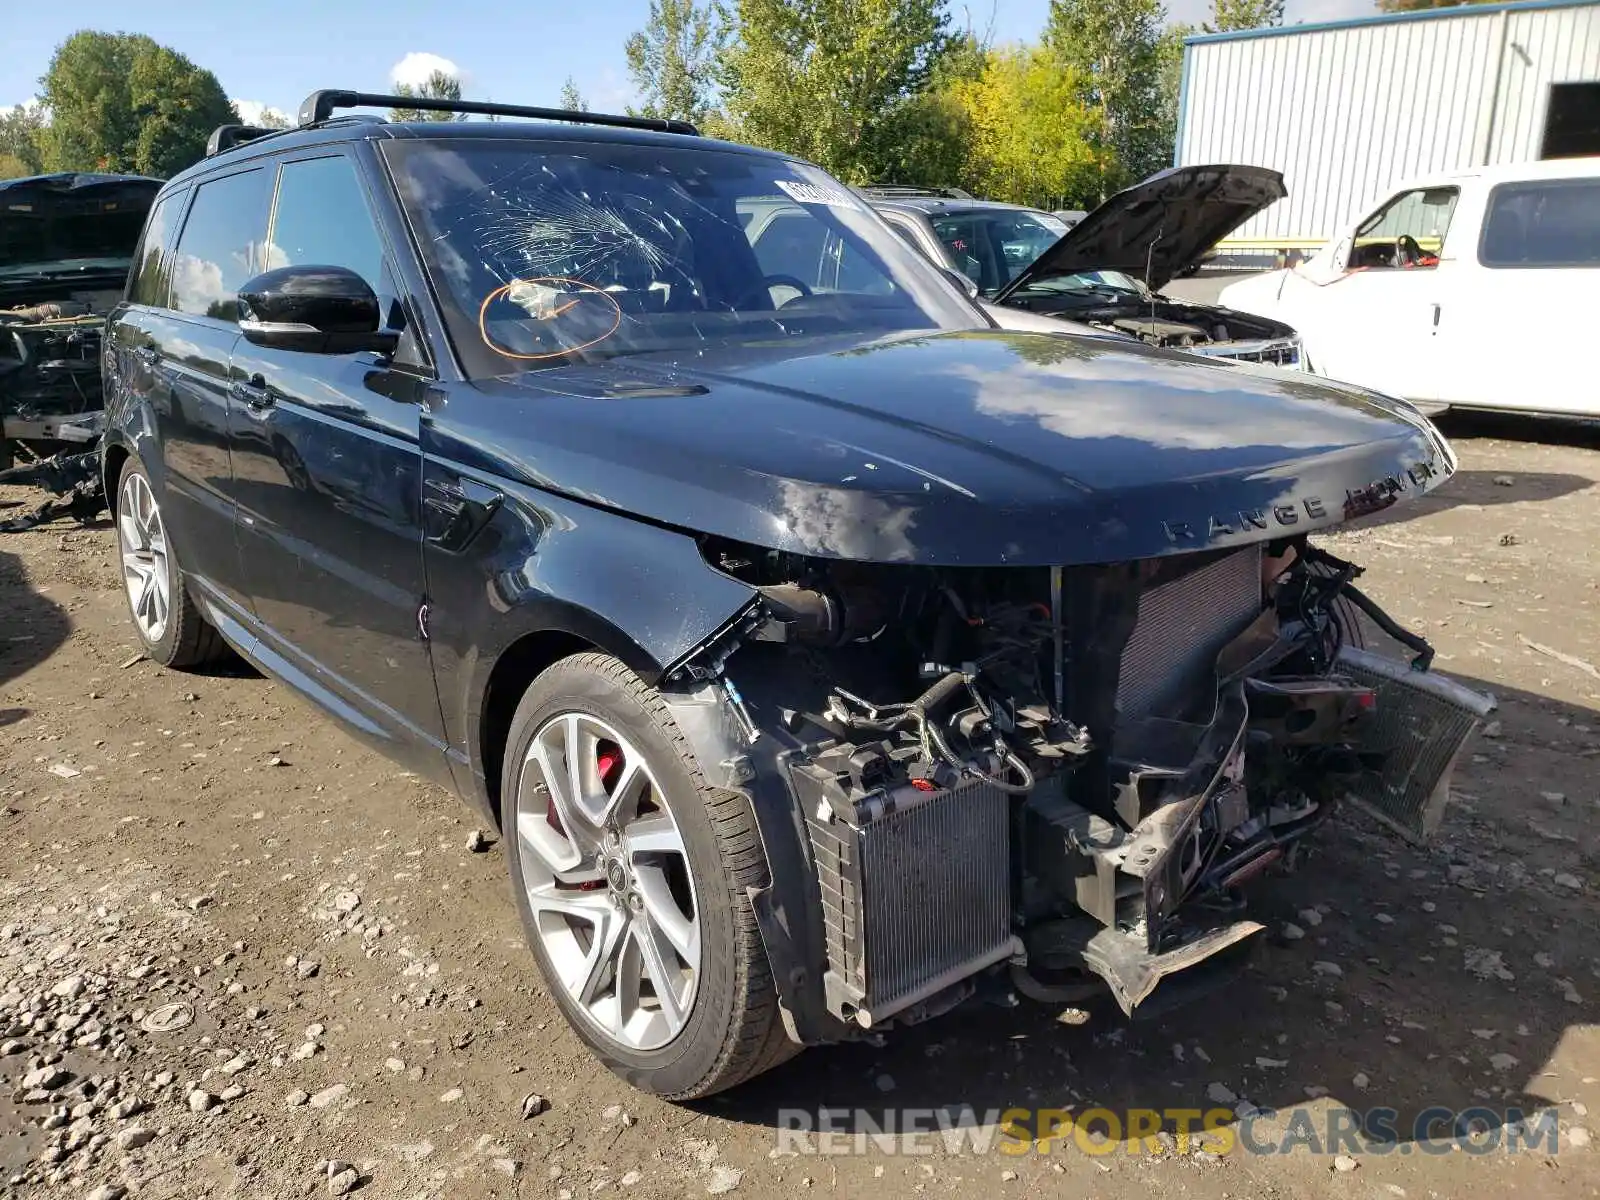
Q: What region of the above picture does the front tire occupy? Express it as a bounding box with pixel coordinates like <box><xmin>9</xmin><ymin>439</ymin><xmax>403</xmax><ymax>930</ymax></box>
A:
<box><xmin>114</xmin><ymin>457</ymin><xmax>227</xmax><ymax>669</ymax></box>
<box><xmin>501</xmin><ymin>652</ymin><xmax>794</xmax><ymax>1099</ymax></box>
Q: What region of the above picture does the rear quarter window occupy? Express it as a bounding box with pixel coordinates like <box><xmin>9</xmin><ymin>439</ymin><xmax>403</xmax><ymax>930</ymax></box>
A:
<box><xmin>169</xmin><ymin>168</ymin><xmax>273</xmax><ymax>320</ymax></box>
<box><xmin>128</xmin><ymin>189</ymin><xmax>185</xmax><ymax>308</ymax></box>
<box><xmin>1479</xmin><ymin>177</ymin><xmax>1600</xmax><ymax>268</ymax></box>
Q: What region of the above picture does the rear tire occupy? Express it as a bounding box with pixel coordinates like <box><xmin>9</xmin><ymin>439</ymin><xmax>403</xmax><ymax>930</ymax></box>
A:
<box><xmin>114</xmin><ymin>456</ymin><xmax>228</xmax><ymax>670</ymax></box>
<box><xmin>500</xmin><ymin>651</ymin><xmax>795</xmax><ymax>1099</ymax></box>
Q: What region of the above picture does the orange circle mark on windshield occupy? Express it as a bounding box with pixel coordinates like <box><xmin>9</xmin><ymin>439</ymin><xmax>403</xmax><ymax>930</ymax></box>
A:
<box><xmin>477</xmin><ymin>276</ymin><xmax>623</xmax><ymax>362</ymax></box>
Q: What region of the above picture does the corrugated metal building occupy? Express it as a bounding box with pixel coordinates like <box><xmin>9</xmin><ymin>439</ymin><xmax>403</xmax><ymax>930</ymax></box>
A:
<box><xmin>1176</xmin><ymin>0</ymin><xmax>1600</xmax><ymax>256</ymax></box>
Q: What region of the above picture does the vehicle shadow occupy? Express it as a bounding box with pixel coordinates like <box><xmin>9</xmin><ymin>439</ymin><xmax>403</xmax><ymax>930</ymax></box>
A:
<box><xmin>698</xmin><ymin>669</ymin><xmax>1596</xmax><ymax>1154</ymax></box>
<box><xmin>0</xmin><ymin>548</ymin><xmax>71</xmax><ymax>693</ymax></box>
<box><xmin>1437</xmin><ymin>410</ymin><xmax>1600</xmax><ymax>451</ymax></box>
<box><xmin>1345</xmin><ymin>466</ymin><xmax>1593</xmax><ymax>536</ymax></box>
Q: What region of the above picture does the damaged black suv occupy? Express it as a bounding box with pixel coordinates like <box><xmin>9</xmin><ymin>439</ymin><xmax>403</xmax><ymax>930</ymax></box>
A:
<box><xmin>101</xmin><ymin>91</ymin><xmax>1493</xmax><ymax>1100</ymax></box>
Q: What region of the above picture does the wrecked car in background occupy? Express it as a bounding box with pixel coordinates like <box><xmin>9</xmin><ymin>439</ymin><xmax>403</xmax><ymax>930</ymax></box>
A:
<box><xmin>0</xmin><ymin>172</ymin><xmax>158</xmax><ymax>525</ymax></box>
<box><xmin>104</xmin><ymin>91</ymin><xmax>1493</xmax><ymax>1101</ymax></box>
<box><xmin>866</xmin><ymin>166</ymin><xmax>1307</xmax><ymax>368</ymax></box>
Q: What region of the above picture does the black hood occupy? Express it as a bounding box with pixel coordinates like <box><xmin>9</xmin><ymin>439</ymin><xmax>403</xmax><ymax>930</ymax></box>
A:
<box><xmin>0</xmin><ymin>172</ymin><xmax>162</xmax><ymax>275</ymax></box>
<box><xmin>993</xmin><ymin>165</ymin><xmax>1286</xmax><ymax>298</ymax></box>
<box><xmin>436</xmin><ymin>329</ymin><xmax>1454</xmax><ymax>568</ymax></box>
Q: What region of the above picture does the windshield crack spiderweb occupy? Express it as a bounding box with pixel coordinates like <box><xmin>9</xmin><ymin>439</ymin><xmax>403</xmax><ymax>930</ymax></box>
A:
<box><xmin>453</xmin><ymin>160</ymin><xmax>745</xmax><ymax>306</ymax></box>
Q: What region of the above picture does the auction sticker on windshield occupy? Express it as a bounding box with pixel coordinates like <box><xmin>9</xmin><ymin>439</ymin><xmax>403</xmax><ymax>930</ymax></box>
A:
<box><xmin>775</xmin><ymin>179</ymin><xmax>861</xmax><ymax>209</ymax></box>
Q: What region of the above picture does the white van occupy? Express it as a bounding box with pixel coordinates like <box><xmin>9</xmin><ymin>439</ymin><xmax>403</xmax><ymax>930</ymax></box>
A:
<box><xmin>1219</xmin><ymin>157</ymin><xmax>1600</xmax><ymax>416</ymax></box>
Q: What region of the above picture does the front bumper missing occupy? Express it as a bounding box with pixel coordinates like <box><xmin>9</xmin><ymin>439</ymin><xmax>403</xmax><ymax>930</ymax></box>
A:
<box><xmin>1333</xmin><ymin>645</ymin><xmax>1496</xmax><ymax>843</ymax></box>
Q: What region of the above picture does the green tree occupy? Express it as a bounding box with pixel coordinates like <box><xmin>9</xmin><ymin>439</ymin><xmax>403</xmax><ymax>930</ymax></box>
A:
<box><xmin>1205</xmin><ymin>0</ymin><xmax>1282</xmax><ymax>29</ymax></box>
<box><xmin>1152</xmin><ymin>23</ymin><xmax>1191</xmax><ymax>168</ymax></box>
<box><xmin>948</xmin><ymin>44</ymin><xmax>1097</xmax><ymax>209</ymax></box>
<box><xmin>0</xmin><ymin>105</ymin><xmax>46</xmax><ymax>175</ymax></box>
<box><xmin>128</xmin><ymin>44</ymin><xmax>240</xmax><ymax>176</ymax></box>
<box><xmin>253</xmin><ymin>107</ymin><xmax>291</xmax><ymax>130</ymax></box>
<box><xmin>1376</xmin><ymin>0</ymin><xmax>1490</xmax><ymax>10</ymax></box>
<box><xmin>717</xmin><ymin>0</ymin><xmax>954</xmax><ymax>183</ymax></box>
<box><xmin>389</xmin><ymin>70</ymin><xmax>464</xmax><ymax>121</ymax></box>
<box><xmin>1045</xmin><ymin>0</ymin><xmax>1172</xmax><ymax>199</ymax></box>
<box><xmin>862</xmin><ymin>30</ymin><xmax>986</xmax><ymax>188</ymax></box>
<box><xmin>625</xmin><ymin>0</ymin><xmax>727</xmax><ymax>125</ymax></box>
<box><xmin>558</xmin><ymin>77</ymin><xmax>587</xmax><ymax>111</ymax></box>
<box><xmin>38</xmin><ymin>31</ymin><xmax>235</xmax><ymax>177</ymax></box>
<box><xmin>0</xmin><ymin>153</ymin><xmax>33</xmax><ymax>180</ymax></box>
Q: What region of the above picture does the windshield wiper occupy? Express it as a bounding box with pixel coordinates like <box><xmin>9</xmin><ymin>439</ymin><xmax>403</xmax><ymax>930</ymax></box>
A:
<box><xmin>1017</xmin><ymin>280</ymin><xmax>1130</xmax><ymax>299</ymax></box>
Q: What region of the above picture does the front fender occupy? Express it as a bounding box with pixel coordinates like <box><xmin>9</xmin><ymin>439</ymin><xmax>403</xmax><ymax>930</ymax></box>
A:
<box><xmin>422</xmin><ymin>461</ymin><xmax>757</xmax><ymax>804</ymax></box>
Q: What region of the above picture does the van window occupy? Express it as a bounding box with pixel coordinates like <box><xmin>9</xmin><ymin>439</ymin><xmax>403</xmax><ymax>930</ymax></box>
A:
<box><xmin>1479</xmin><ymin>178</ymin><xmax>1600</xmax><ymax>268</ymax></box>
<box><xmin>1349</xmin><ymin>187</ymin><xmax>1459</xmax><ymax>270</ymax></box>
<box><xmin>169</xmin><ymin>169</ymin><xmax>273</xmax><ymax>321</ymax></box>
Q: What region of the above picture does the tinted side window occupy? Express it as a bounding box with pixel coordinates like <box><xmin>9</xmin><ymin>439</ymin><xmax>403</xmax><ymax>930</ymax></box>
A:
<box><xmin>170</xmin><ymin>169</ymin><xmax>272</xmax><ymax>320</ymax></box>
<box><xmin>1480</xmin><ymin>178</ymin><xmax>1600</xmax><ymax>268</ymax></box>
<box><xmin>265</xmin><ymin>155</ymin><xmax>388</xmax><ymax>298</ymax></box>
<box><xmin>130</xmin><ymin>190</ymin><xmax>183</xmax><ymax>307</ymax></box>
<box><xmin>884</xmin><ymin>217</ymin><xmax>928</xmax><ymax>255</ymax></box>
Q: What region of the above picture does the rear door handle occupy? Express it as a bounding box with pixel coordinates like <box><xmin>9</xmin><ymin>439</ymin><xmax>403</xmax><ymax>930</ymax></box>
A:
<box><xmin>1431</xmin><ymin>303</ymin><xmax>1442</xmax><ymax>328</ymax></box>
<box><xmin>423</xmin><ymin>475</ymin><xmax>503</xmax><ymax>552</ymax></box>
<box><xmin>230</xmin><ymin>374</ymin><xmax>274</xmax><ymax>410</ymax></box>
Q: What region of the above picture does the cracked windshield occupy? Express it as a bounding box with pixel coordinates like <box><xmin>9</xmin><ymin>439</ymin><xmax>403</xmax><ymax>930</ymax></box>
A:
<box><xmin>385</xmin><ymin>141</ymin><xmax>979</xmax><ymax>375</ymax></box>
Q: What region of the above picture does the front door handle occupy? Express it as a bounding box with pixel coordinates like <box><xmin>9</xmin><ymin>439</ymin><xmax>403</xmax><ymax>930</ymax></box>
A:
<box><xmin>133</xmin><ymin>346</ymin><xmax>159</xmax><ymax>366</ymax></box>
<box><xmin>230</xmin><ymin>374</ymin><xmax>274</xmax><ymax>410</ymax></box>
<box><xmin>423</xmin><ymin>475</ymin><xmax>504</xmax><ymax>552</ymax></box>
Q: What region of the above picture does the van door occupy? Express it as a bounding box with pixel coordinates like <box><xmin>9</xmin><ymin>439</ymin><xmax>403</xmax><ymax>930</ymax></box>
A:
<box><xmin>1299</xmin><ymin>186</ymin><xmax>1460</xmax><ymax>403</ymax></box>
<box><xmin>1434</xmin><ymin>174</ymin><xmax>1600</xmax><ymax>415</ymax></box>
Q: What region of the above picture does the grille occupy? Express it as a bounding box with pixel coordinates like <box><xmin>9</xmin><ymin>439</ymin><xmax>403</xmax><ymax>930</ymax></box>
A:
<box><xmin>806</xmin><ymin>777</ymin><xmax>1014</xmax><ymax>1026</ymax></box>
<box><xmin>1334</xmin><ymin>646</ymin><xmax>1495</xmax><ymax>843</ymax></box>
<box><xmin>1117</xmin><ymin>546</ymin><xmax>1263</xmax><ymax>718</ymax></box>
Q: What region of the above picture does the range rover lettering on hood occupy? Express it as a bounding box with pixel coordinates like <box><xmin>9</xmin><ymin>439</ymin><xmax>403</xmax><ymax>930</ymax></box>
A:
<box><xmin>1162</xmin><ymin>457</ymin><xmax>1443</xmax><ymax>545</ymax></box>
<box><xmin>993</xmin><ymin>164</ymin><xmax>1288</xmax><ymax>298</ymax></box>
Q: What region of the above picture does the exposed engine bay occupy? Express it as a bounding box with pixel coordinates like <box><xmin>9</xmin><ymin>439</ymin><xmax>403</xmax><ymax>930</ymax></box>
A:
<box><xmin>0</xmin><ymin>296</ymin><xmax>112</xmax><ymax>530</ymax></box>
<box><xmin>0</xmin><ymin>168</ymin><xmax>156</xmax><ymax>521</ymax></box>
<box><xmin>684</xmin><ymin>534</ymin><xmax>1493</xmax><ymax>1035</ymax></box>
<box><xmin>1</xmin><ymin>295</ymin><xmax>110</xmax><ymax>448</ymax></box>
<box><xmin>1011</xmin><ymin>291</ymin><xmax>1303</xmax><ymax>367</ymax></box>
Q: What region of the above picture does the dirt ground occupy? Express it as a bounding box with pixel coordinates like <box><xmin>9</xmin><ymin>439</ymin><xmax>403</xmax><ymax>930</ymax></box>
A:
<box><xmin>2</xmin><ymin>411</ymin><xmax>1599</xmax><ymax>1200</ymax></box>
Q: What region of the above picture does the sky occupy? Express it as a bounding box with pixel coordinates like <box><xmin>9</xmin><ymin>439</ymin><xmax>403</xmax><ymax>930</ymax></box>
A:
<box><xmin>2</xmin><ymin>0</ymin><xmax>1377</xmax><ymax>116</ymax></box>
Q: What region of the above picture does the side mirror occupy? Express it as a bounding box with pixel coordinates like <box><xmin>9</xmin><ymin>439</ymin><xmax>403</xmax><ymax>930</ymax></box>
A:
<box><xmin>238</xmin><ymin>265</ymin><xmax>399</xmax><ymax>355</ymax></box>
<box><xmin>942</xmin><ymin>266</ymin><xmax>981</xmax><ymax>301</ymax></box>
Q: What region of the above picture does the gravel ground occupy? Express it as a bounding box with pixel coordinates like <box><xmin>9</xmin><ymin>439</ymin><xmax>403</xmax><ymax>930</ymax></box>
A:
<box><xmin>2</xmin><ymin>412</ymin><xmax>1599</xmax><ymax>1199</ymax></box>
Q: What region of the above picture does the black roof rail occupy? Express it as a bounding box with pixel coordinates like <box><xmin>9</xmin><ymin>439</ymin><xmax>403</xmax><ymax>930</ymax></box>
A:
<box><xmin>295</xmin><ymin>90</ymin><xmax>700</xmax><ymax>136</ymax></box>
<box><xmin>858</xmin><ymin>184</ymin><xmax>975</xmax><ymax>200</ymax></box>
<box><xmin>206</xmin><ymin>125</ymin><xmax>277</xmax><ymax>157</ymax></box>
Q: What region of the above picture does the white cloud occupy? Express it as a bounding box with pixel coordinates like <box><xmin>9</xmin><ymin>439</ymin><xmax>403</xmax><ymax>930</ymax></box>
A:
<box><xmin>232</xmin><ymin>99</ymin><xmax>292</xmax><ymax>127</ymax></box>
<box><xmin>391</xmin><ymin>52</ymin><xmax>463</xmax><ymax>89</ymax></box>
<box><xmin>0</xmin><ymin>97</ymin><xmax>48</xmax><ymax>123</ymax></box>
<box><xmin>587</xmin><ymin>67</ymin><xmax>634</xmax><ymax>115</ymax></box>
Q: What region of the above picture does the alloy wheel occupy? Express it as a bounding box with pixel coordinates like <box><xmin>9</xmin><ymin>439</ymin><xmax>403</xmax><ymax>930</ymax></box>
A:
<box><xmin>514</xmin><ymin>712</ymin><xmax>701</xmax><ymax>1052</ymax></box>
<box><xmin>118</xmin><ymin>471</ymin><xmax>171</xmax><ymax>644</ymax></box>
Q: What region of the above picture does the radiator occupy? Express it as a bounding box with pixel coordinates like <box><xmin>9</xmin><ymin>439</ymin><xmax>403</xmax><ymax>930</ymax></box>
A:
<box><xmin>806</xmin><ymin>776</ymin><xmax>1016</xmax><ymax>1027</ymax></box>
<box><xmin>1333</xmin><ymin>645</ymin><xmax>1495</xmax><ymax>843</ymax></box>
<box><xmin>1118</xmin><ymin>546</ymin><xmax>1263</xmax><ymax>718</ymax></box>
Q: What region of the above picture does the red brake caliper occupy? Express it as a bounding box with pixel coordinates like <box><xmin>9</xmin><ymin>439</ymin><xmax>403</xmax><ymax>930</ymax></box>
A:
<box><xmin>549</xmin><ymin>743</ymin><xmax>624</xmax><ymax>891</ymax></box>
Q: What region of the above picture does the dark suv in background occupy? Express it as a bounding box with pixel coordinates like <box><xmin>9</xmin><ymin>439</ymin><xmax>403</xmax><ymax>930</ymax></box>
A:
<box><xmin>102</xmin><ymin>90</ymin><xmax>1487</xmax><ymax>1101</ymax></box>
